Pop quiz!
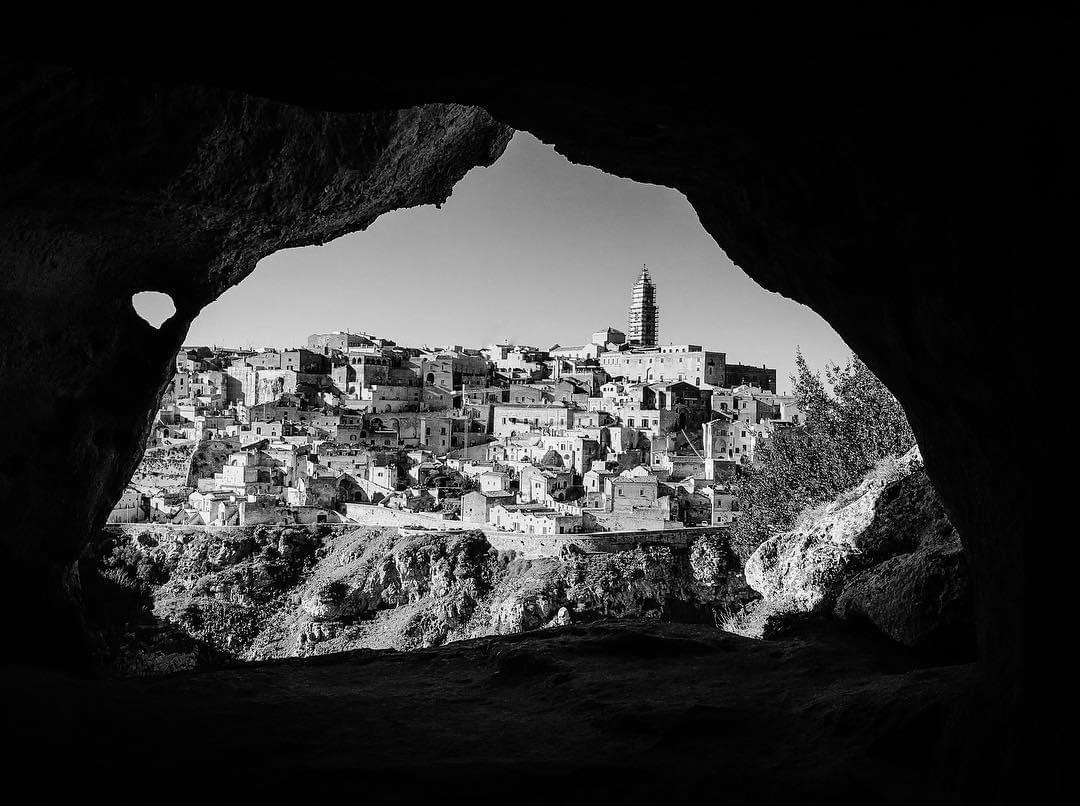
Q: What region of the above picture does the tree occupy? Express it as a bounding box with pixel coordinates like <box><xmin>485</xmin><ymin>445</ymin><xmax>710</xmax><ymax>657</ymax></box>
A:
<box><xmin>731</xmin><ymin>350</ymin><xmax>915</xmax><ymax>559</ymax></box>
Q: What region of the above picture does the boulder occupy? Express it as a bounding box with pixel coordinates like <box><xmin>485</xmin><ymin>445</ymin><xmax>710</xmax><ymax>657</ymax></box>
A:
<box><xmin>744</xmin><ymin>449</ymin><xmax>924</xmax><ymax>612</ymax></box>
<box><xmin>743</xmin><ymin>448</ymin><xmax>972</xmax><ymax>652</ymax></box>
<box><xmin>834</xmin><ymin>537</ymin><xmax>973</xmax><ymax>654</ymax></box>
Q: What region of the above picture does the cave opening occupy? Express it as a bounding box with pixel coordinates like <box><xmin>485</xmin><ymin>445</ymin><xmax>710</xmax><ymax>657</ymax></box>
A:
<box><xmin>131</xmin><ymin>291</ymin><xmax>176</xmax><ymax>329</ymax></box>
<box><xmin>86</xmin><ymin>129</ymin><xmax>971</xmax><ymax>679</ymax></box>
<box><xmin>0</xmin><ymin>30</ymin><xmax>1055</xmax><ymax>793</ymax></box>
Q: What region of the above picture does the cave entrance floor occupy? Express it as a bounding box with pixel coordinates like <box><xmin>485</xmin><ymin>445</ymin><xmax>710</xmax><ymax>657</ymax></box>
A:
<box><xmin>7</xmin><ymin>620</ymin><xmax>967</xmax><ymax>798</ymax></box>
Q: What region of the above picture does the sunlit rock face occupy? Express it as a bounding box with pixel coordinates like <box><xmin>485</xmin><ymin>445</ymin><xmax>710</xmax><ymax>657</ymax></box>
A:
<box><xmin>84</xmin><ymin>525</ymin><xmax>744</xmax><ymax>669</ymax></box>
<box><xmin>742</xmin><ymin>448</ymin><xmax>973</xmax><ymax>657</ymax></box>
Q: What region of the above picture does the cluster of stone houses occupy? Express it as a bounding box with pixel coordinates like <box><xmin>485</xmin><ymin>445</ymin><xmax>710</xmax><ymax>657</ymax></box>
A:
<box><xmin>116</xmin><ymin>272</ymin><xmax>800</xmax><ymax>533</ymax></box>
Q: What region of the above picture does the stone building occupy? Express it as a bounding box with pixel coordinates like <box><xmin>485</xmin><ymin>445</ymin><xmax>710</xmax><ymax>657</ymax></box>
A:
<box><xmin>213</xmin><ymin>449</ymin><xmax>276</xmax><ymax>494</ymax></box>
<box><xmin>479</xmin><ymin>471</ymin><xmax>510</xmax><ymax>493</ymax></box>
<box><xmin>414</xmin><ymin>349</ymin><xmax>489</xmax><ymax>390</ymax></box>
<box><xmin>422</xmin><ymin>384</ymin><xmax>458</xmax><ymax>411</ymax></box>
<box><xmin>363</xmin><ymin>383</ymin><xmax>422</xmax><ymax>412</ymax></box>
<box><xmin>333</xmin><ymin>351</ymin><xmax>392</xmax><ymax>397</ymax></box>
<box><xmin>225</xmin><ymin>366</ymin><xmax>307</xmax><ymax>407</ymax></box>
<box><xmin>235</xmin><ymin>348</ymin><xmax>326</xmax><ymax>374</ymax></box>
<box><xmin>488</xmin><ymin>502</ymin><xmax>583</xmax><ymax>535</ymax></box>
<box><xmin>492</xmin><ymin>403</ymin><xmax>574</xmax><ymax>438</ymax></box>
<box><xmin>307</xmin><ymin>331</ymin><xmax>385</xmax><ymax>355</ymax></box>
<box><xmin>550</xmin><ymin>343</ymin><xmax>603</xmax><ymax>362</ymax></box>
<box><xmin>591</xmin><ymin>326</ymin><xmax>626</xmax><ymax>348</ymax></box>
<box><xmin>461</xmin><ymin>489</ymin><xmax>514</xmax><ymax>524</ymax></box>
<box><xmin>106</xmin><ymin>486</ymin><xmax>147</xmax><ymax>524</ymax></box>
<box><xmin>599</xmin><ymin>344</ymin><xmax>725</xmax><ymax>388</ymax></box>
<box><xmin>703</xmin><ymin>413</ymin><xmax>737</xmax><ymax>475</ymax></box>
<box><xmin>419</xmin><ymin>414</ymin><xmax>472</xmax><ymax>454</ymax></box>
<box><xmin>722</xmin><ymin>363</ymin><xmax>778</xmax><ymax>392</ymax></box>
<box><xmin>602</xmin><ymin>467</ymin><xmax>675</xmax><ymax>521</ymax></box>
<box><xmin>519</xmin><ymin>464</ymin><xmax>574</xmax><ymax>504</ymax></box>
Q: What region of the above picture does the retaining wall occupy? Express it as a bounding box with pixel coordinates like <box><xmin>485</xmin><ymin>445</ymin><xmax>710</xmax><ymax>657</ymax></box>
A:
<box><xmin>485</xmin><ymin>525</ymin><xmax>726</xmax><ymax>559</ymax></box>
<box><xmin>103</xmin><ymin>522</ymin><xmax>361</xmax><ymax>541</ymax></box>
<box><xmin>105</xmin><ymin>521</ymin><xmax>726</xmax><ymax>560</ymax></box>
<box><xmin>342</xmin><ymin>503</ymin><xmax>470</xmax><ymax>530</ymax></box>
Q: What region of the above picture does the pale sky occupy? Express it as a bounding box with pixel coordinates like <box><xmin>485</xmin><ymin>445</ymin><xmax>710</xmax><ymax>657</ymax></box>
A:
<box><xmin>178</xmin><ymin>131</ymin><xmax>851</xmax><ymax>395</ymax></box>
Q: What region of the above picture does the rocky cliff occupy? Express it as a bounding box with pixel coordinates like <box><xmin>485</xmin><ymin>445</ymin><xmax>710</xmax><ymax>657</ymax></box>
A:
<box><xmin>87</xmin><ymin>448</ymin><xmax>973</xmax><ymax>675</ymax></box>
<box><xmin>84</xmin><ymin>524</ymin><xmax>753</xmax><ymax>674</ymax></box>
<box><xmin>736</xmin><ymin>448</ymin><xmax>973</xmax><ymax>658</ymax></box>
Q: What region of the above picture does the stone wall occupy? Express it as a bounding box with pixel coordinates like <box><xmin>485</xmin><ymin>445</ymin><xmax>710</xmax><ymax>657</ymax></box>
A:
<box><xmin>103</xmin><ymin>522</ymin><xmax>360</xmax><ymax>542</ymax></box>
<box><xmin>241</xmin><ymin>505</ymin><xmax>346</xmax><ymax>526</ymax></box>
<box><xmin>106</xmin><ymin>519</ymin><xmax>721</xmax><ymax>561</ymax></box>
<box><xmin>588</xmin><ymin>512</ymin><xmax>686</xmax><ymax>533</ymax></box>
<box><xmin>486</xmin><ymin>526</ymin><xmax>725</xmax><ymax>559</ymax></box>
<box><xmin>342</xmin><ymin>503</ymin><xmax>469</xmax><ymax>530</ymax></box>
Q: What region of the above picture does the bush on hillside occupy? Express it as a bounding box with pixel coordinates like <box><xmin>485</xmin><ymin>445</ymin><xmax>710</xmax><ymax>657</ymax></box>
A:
<box><xmin>731</xmin><ymin>351</ymin><xmax>915</xmax><ymax>560</ymax></box>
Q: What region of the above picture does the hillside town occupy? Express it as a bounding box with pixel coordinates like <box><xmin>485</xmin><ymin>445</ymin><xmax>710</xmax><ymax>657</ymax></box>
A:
<box><xmin>114</xmin><ymin>266</ymin><xmax>801</xmax><ymax>536</ymax></box>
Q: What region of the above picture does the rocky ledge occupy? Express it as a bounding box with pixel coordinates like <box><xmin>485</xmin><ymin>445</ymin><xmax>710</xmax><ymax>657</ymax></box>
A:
<box><xmin>3</xmin><ymin>619</ymin><xmax>970</xmax><ymax>800</ymax></box>
<box><xmin>738</xmin><ymin>448</ymin><xmax>973</xmax><ymax>658</ymax></box>
<box><xmin>83</xmin><ymin>523</ymin><xmax>752</xmax><ymax>674</ymax></box>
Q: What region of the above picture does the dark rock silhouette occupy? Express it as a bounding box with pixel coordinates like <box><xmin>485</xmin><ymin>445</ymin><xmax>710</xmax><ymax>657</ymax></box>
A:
<box><xmin>0</xmin><ymin>20</ymin><xmax>1059</xmax><ymax>796</ymax></box>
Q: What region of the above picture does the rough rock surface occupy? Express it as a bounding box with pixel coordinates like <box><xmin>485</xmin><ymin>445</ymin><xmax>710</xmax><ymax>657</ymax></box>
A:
<box><xmin>745</xmin><ymin>449</ymin><xmax>925</xmax><ymax>610</ymax></box>
<box><xmin>86</xmin><ymin>525</ymin><xmax>752</xmax><ymax>671</ymax></box>
<box><xmin>741</xmin><ymin>449</ymin><xmax>972</xmax><ymax>653</ymax></box>
<box><xmin>0</xmin><ymin>69</ymin><xmax>512</xmax><ymax>666</ymax></box>
<box><xmin>835</xmin><ymin>540</ymin><xmax>970</xmax><ymax>655</ymax></box>
<box><xmin>127</xmin><ymin>443</ymin><xmax>196</xmax><ymax>494</ymax></box>
<box><xmin>3</xmin><ymin>619</ymin><xmax>966</xmax><ymax>800</ymax></box>
<box><xmin>0</xmin><ymin>29</ymin><xmax>1059</xmax><ymax>792</ymax></box>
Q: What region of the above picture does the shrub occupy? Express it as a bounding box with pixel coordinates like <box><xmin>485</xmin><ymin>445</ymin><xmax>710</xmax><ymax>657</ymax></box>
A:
<box><xmin>732</xmin><ymin>351</ymin><xmax>915</xmax><ymax>559</ymax></box>
<box><xmin>690</xmin><ymin>534</ymin><xmax>730</xmax><ymax>586</ymax></box>
<box><xmin>135</xmin><ymin>555</ymin><xmax>167</xmax><ymax>586</ymax></box>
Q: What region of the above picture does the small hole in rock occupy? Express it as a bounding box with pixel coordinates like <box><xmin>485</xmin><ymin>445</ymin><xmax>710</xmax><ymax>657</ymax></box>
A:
<box><xmin>131</xmin><ymin>291</ymin><xmax>176</xmax><ymax>329</ymax></box>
